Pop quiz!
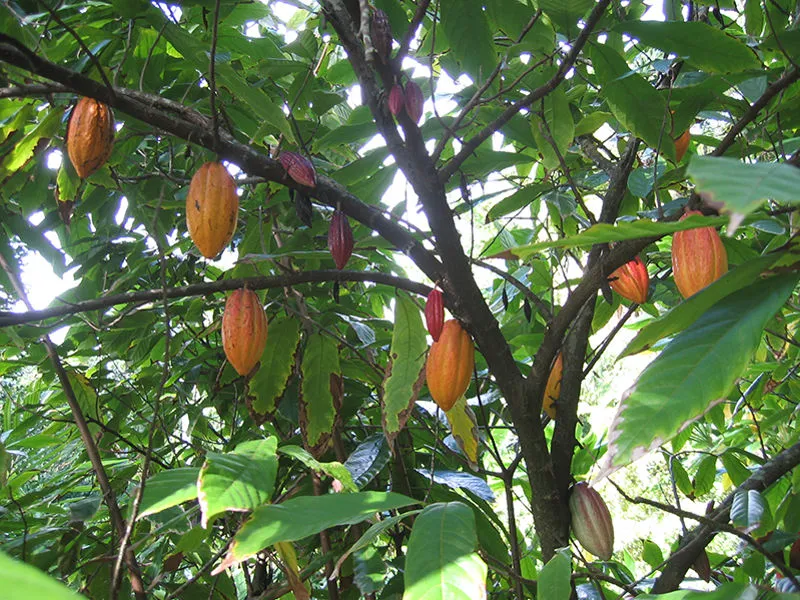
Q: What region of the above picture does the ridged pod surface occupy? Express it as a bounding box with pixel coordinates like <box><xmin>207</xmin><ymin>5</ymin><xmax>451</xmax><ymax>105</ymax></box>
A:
<box><xmin>608</xmin><ymin>256</ymin><xmax>649</xmax><ymax>304</ymax></box>
<box><xmin>426</xmin><ymin>319</ymin><xmax>474</xmax><ymax>411</ymax></box>
<box><xmin>542</xmin><ymin>353</ymin><xmax>562</xmax><ymax>419</ymax></box>
<box><xmin>328</xmin><ymin>210</ymin><xmax>354</xmax><ymax>270</ymax></box>
<box><xmin>388</xmin><ymin>84</ymin><xmax>405</xmax><ymax>116</ymax></box>
<box><xmin>404</xmin><ymin>81</ymin><xmax>424</xmax><ymax>124</ymax></box>
<box><xmin>425</xmin><ymin>289</ymin><xmax>444</xmax><ymax>341</ymax></box>
<box><xmin>671</xmin><ymin>210</ymin><xmax>728</xmax><ymax>298</ymax></box>
<box><xmin>279</xmin><ymin>152</ymin><xmax>316</xmax><ymax>188</ymax></box>
<box><xmin>569</xmin><ymin>482</ymin><xmax>615</xmax><ymax>560</ymax></box>
<box><xmin>222</xmin><ymin>288</ymin><xmax>268</xmax><ymax>376</ymax></box>
<box><xmin>66</xmin><ymin>97</ymin><xmax>115</xmax><ymax>179</ymax></box>
<box><xmin>674</xmin><ymin>130</ymin><xmax>691</xmax><ymax>162</ymax></box>
<box><xmin>186</xmin><ymin>162</ymin><xmax>238</xmax><ymax>258</ymax></box>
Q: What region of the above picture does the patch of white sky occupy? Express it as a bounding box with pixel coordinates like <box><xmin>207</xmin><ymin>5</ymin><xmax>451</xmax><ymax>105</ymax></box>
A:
<box><xmin>20</xmin><ymin>0</ymin><xmax>671</xmax><ymax>332</ymax></box>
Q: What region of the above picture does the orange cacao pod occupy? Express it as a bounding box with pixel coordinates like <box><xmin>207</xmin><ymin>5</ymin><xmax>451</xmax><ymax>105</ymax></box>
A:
<box><xmin>279</xmin><ymin>151</ymin><xmax>316</xmax><ymax>188</ymax></box>
<box><xmin>186</xmin><ymin>162</ymin><xmax>238</xmax><ymax>259</ymax></box>
<box><xmin>66</xmin><ymin>97</ymin><xmax>114</xmax><ymax>179</ymax></box>
<box><xmin>405</xmin><ymin>81</ymin><xmax>424</xmax><ymax>124</ymax></box>
<box><xmin>542</xmin><ymin>352</ymin><xmax>562</xmax><ymax>419</ymax></box>
<box><xmin>426</xmin><ymin>319</ymin><xmax>474</xmax><ymax>412</ymax></box>
<box><xmin>222</xmin><ymin>288</ymin><xmax>268</xmax><ymax>376</ymax></box>
<box><xmin>570</xmin><ymin>482</ymin><xmax>614</xmax><ymax>560</ymax></box>
<box><xmin>388</xmin><ymin>84</ymin><xmax>405</xmax><ymax>116</ymax></box>
<box><xmin>608</xmin><ymin>256</ymin><xmax>649</xmax><ymax>304</ymax></box>
<box><xmin>674</xmin><ymin>130</ymin><xmax>691</xmax><ymax>162</ymax></box>
<box><xmin>671</xmin><ymin>210</ymin><xmax>728</xmax><ymax>299</ymax></box>
<box><xmin>328</xmin><ymin>210</ymin><xmax>354</xmax><ymax>270</ymax></box>
<box><xmin>425</xmin><ymin>289</ymin><xmax>444</xmax><ymax>342</ymax></box>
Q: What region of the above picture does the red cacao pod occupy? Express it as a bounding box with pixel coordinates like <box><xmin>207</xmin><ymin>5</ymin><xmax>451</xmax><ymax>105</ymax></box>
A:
<box><xmin>426</xmin><ymin>319</ymin><xmax>474</xmax><ymax>412</ymax></box>
<box><xmin>279</xmin><ymin>151</ymin><xmax>316</xmax><ymax>188</ymax></box>
<box><xmin>186</xmin><ymin>162</ymin><xmax>239</xmax><ymax>258</ymax></box>
<box><xmin>388</xmin><ymin>84</ymin><xmax>405</xmax><ymax>117</ymax></box>
<box><xmin>370</xmin><ymin>8</ymin><xmax>393</xmax><ymax>62</ymax></box>
<box><xmin>542</xmin><ymin>352</ymin><xmax>562</xmax><ymax>419</ymax></box>
<box><xmin>674</xmin><ymin>130</ymin><xmax>691</xmax><ymax>162</ymax></box>
<box><xmin>328</xmin><ymin>210</ymin><xmax>354</xmax><ymax>270</ymax></box>
<box><xmin>569</xmin><ymin>482</ymin><xmax>614</xmax><ymax>560</ymax></box>
<box><xmin>671</xmin><ymin>210</ymin><xmax>728</xmax><ymax>299</ymax></box>
<box><xmin>404</xmin><ymin>80</ymin><xmax>424</xmax><ymax>124</ymax></box>
<box><xmin>222</xmin><ymin>288</ymin><xmax>268</xmax><ymax>376</ymax></box>
<box><xmin>608</xmin><ymin>256</ymin><xmax>649</xmax><ymax>304</ymax></box>
<box><xmin>66</xmin><ymin>97</ymin><xmax>114</xmax><ymax>179</ymax></box>
<box><xmin>425</xmin><ymin>289</ymin><xmax>444</xmax><ymax>341</ymax></box>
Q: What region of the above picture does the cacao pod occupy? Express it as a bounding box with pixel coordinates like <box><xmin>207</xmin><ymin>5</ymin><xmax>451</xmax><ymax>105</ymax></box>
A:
<box><xmin>608</xmin><ymin>256</ymin><xmax>649</xmax><ymax>304</ymax></box>
<box><xmin>222</xmin><ymin>288</ymin><xmax>268</xmax><ymax>376</ymax></box>
<box><xmin>388</xmin><ymin>84</ymin><xmax>405</xmax><ymax>117</ymax></box>
<box><xmin>279</xmin><ymin>151</ymin><xmax>316</xmax><ymax>188</ymax></box>
<box><xmin>674</xmin><ymin>130</ymin><xmax>691</xmax><ymax>162</ymax></box>
<box><xmin>328</xmin><ymin>209</ymin><xmax>354</xmax><ymax>270</ymax></box>
<box><xmin>426</xmin><ymin>319</ymin><xmax>474</xmax><ymax>412</ymax></box>
<box><xmin>370</xmin><ymin>8</ymin><xmax>393</xmax><ymax>62</ymax></box>
<box><xmin>692</xmin><ymin>549</ymin><xmax>711</xmax><ymax>582</ymax></box>
<box><xmin>425</xmin><ymin>288</ymin><xmax>444</xmax><ymax>342</ymax></box>
<box><xmin>404</xmin><ymin>80</ymin><xmax>424</xmax><ymax>124</ymax></box>
<box><xmin>671</xmin><ymin>210</ymin><xmax>728</xmax><ymax>299</ymax></box>
<box><xmin>186</xmin><ymin>162</ymin><xmax>239</xmax><ymax>258</ymax></box>
<box><xmin>542</xmin><ymin>352</ymin><xmax>562</xmax><ymax>420</ymax></box>
<box><xmin>66</xmin><ymin>97</ymin><xmax>115</xmax><ymax>179</ymax></box>
<box><xmin>569</xmin><ymin>482</ymin><xmax>614</xmax><ymax>560</ymax></box>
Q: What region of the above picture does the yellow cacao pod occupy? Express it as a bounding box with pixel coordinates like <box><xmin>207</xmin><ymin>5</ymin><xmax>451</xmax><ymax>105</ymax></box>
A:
<box><xmin>222</xmin><ymin>288</ymin><xmax>268</xmax><ymax>376</ymax></box>
<box><xmin>671</xmin><ymin>210</ymin><xmax>728</xmax><ymax>299</ymax></box>
<box><xmin>542</xmin><ymin>352</ymin><xmax>562</xmax><ymax>419</ymax></box>
<box><xmin>66</xmin><ymin>97</ymin><xmax>114</xmax><ymax>179</ymax></box>
<box><xmin>186</xmin><ymin>162</ymin><xmax>238</xmax><ymax>258</ymax></box>
<box><xmin>674</xmin><ymin>130</ymin><xmax>691</xmax><ymax>162</ymax></box>
<box><xmin>426</xmin><ymin>319</ymin><xmax>474</xmax><ymax>412</ymax></box>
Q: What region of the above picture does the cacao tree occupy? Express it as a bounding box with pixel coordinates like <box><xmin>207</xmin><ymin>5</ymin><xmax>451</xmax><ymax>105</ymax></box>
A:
<box><xmin>1</xmin><ymin>1</ymin><xmax>800</xmax><ymax>599</ymax></box>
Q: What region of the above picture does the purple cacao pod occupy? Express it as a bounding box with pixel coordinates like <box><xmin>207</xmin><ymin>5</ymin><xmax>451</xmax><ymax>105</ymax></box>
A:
<box><xmin>405</xmin><ymin>80</ymin><xmax>424</xmax><ymax>124</ymax></box>
<box><xmin>388</xmin><ymin>84</ymin><xmax>405</xmax><ymax>117</ymax></box>
<box><xmin>370</xmin><ymin>9</ymin><xmax>392</xmax><ymax>62</ymax></box>
<box><xmin>328</xmin><ymin>210</ymin><xmax>354</xmax><ymax>270</ymax></box>
<box><xmin>279</xmin><ymin>151</ymin><xmax>316</xmax><ymax>188</ymax></box>
<box><xmin>569</xmin><ymin>482</ymin><xmax>614</xmax><ymax>560</ymax></box>
<box><xmin>425</xmin><ymin>289</ymin><xmax>444</xmax><ymax>341</ymax></box>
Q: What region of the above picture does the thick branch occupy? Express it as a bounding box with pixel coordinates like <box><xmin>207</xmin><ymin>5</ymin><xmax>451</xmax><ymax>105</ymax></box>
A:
<box><xmin>0</xmin><ymin>270</ymin><xmax>430</xmax><ymax>327</ymax></box>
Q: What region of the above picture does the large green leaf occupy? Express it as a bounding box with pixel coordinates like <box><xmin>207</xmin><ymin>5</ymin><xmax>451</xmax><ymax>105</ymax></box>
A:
<box><xmin>538</xmin><ymin>549</ymin><xmax>572</xmax><ymax>600</ymax></box>
<box><xmin>198</xmin><ymin>438</ymin><xmax>278</xmax><ymax>527</ymax></box>
<box><xmin>0</xmin><ymin>108</ymin><xmax>60</xmax><ymax>176</ymax></box>
<box><xmin>0</xmin><ymin>551</ymin><xmax>81</xmax><ymax>599</ymax></box>
<box><xmin>688</xmin><ymin>157</ymin><xmax>800</xmax><ymax>219</ymax></box>
<box><xmin>278</xmin><ymin>444</ymin><xmax>358</xmax><ymax>492</ymax></box>
<box><xmin>403</xmin><ymin>502</ymin><xmax>487</xmax><ymax>600</ymax></box>
<box><xmin>138</xmin><ymin>467</ymin><xmax>201</xmax><ymax>519</ymax></box>
<box><xmin>530</xmin><ymin>79</ymin><xmax>575</xmax><ymax>170</ymax></box>
<box><xmin>601</xmin><ymin>273</ymin><xmax>799</xmax><ymax>477</ymax></box>
<box><xmin>216</xmin><ymin>492</ymin><xmax>416</xmax><ymax>569</ymax></box>
<box><xmin>439</xmin><ymin>1</ymin><xmax>496</xmax><ymax>82</ymax></box>
<box><xmin>300</xmin><ymin>334</ymin><xmax>340</xmax><ymax>448</ymax></box>
<box><xmin>615</xmin><ymin>21</ymin><xmax>761</xmax><ymax>74</ymax></box>
<box><xmin>590</xmin><ymin>43</ymin><xmax>674</xmax><ymax>160</ymax></box>
<box><xmin>248</xmin><ymin>317</ymin><xmax>301</xmax><ymax>415</ymax></box>
<box><xmin>381</xmin><ymin>294</ymin><xmax>427</xmax><ymax>446</ymax></box>
<box><xmin>731</xmin><ymin>490</ymin><xmax>765</xmax><ymax>532</ymax></box>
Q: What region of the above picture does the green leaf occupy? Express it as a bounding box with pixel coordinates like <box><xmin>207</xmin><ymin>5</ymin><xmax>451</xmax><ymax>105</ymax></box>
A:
<box><xmin>693</xmin><ymin>455</ymin><xmax>718</xmax><ymax>498</ymax></box>
<box><xmin>219</xmin><ymin>492</ymin><xmax>416</xmax><ymax>568</ymax></box>
<box><xmin>444</xmin><ymin>396</ymin><xmax>480</xmax><ymax>469</ymax></box>
<box><xmin>615</xmin><ymin>21</ymin><xmax>761</xmax><ymax>74</ymax></box>
<box><xmin>0</xmin><ymin>108</ymin><xmax>60</xmax><ymax>176</ymax></box>
<box><xmin>688</xmin><ymin>157</ymin><xmax>800</xmax><ymax>220</ymax></box>
<box><xmin>198</xmin><ymin>438</ymin><xmax>278</xmax><ymax>527</ymax></box>
<box><xmin>344</xmin><ymin>434</ymin><xmax>391</xmax><ymax>489</ymax></box>
<box><xmin>602</xmin><ymin>273</ymin><xmax>799</xmax><ymax>476</ymax></box>
<box><xmin>590</xmin><ymin>43</ymin><xmax>674</xmax><ymax>160</ymax></box>
<box><xmin>622</xmin><ymin>253</ymin><xmax>779</xmax><ymax>356</ymax></box>
<box><xmin>510</xmin><ymin>214</ymin><xmax>730</xmax><ymax>257</ymax></box>
<box><xmin>485</xmin><ymin>185</ymin><xmax>549</xmax><ymax>222</ymax></box>
<box><xmin>731</xmin><ymin>490</ymin><xmax>765</xmax><ymax>532</ymax></box>
<box><xmin>300</xmin><ymin>334</ymin><xmax>340</xmax><ymax>448</ymax></box>
<box><xmin>138</xmin><ymin>468</ymin><xmax>201</xmax><ymax>519</ymax></box>
<box><xmin>0</xmin><ymin>551</ymin><xmax>82</xmax><ymax>599</ymax></box>
<box><xmin>248</xmin><ymin>318</ymin><xmax>301</xmax><ymax>414</ymax></box>
<box><xmin>539</xmin><ymin>0</ymin><xmax>594</xmax><ymax>35</ymax></box>
<box><xmin>641</xmin><ymin>540</ymin><xmax>664</xmax><ymax>570</ymax></box>
<box><xmin>381</xmin><ymin>294</ymin><xmax>427</xmax><ymax>446</ymax></box>
<box><xmin>636</xmin><ymin>582</ymin><xmax>758</xmax><ymax>599</ymax></box>
<box><xmin>538</xmin><ymin>549</ymin><xmax>572</xmax><ymax>600</ymax></box>
<box><xmin>403</xmin><ymin>502</ymin><xmax>487</xmax><ymax>600</ymax></box>
<box><xmin>278</xmin><ymin>445</ymin><xmax>358</xmax><ymax>492</ymax></box>
<box><xmin>439</xmin><ymin>1</ymin><xmax>496</xmax><ymax>82</ymax></box>
<box><xmin>530</xmin><ymin>79</ymin><xmax>574</xmax><ymax>170</ymax></box>
<box><xmin>721</xmin><ymin>451</ymin><xmax>752</xmax><ymax>487</ymax></box>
